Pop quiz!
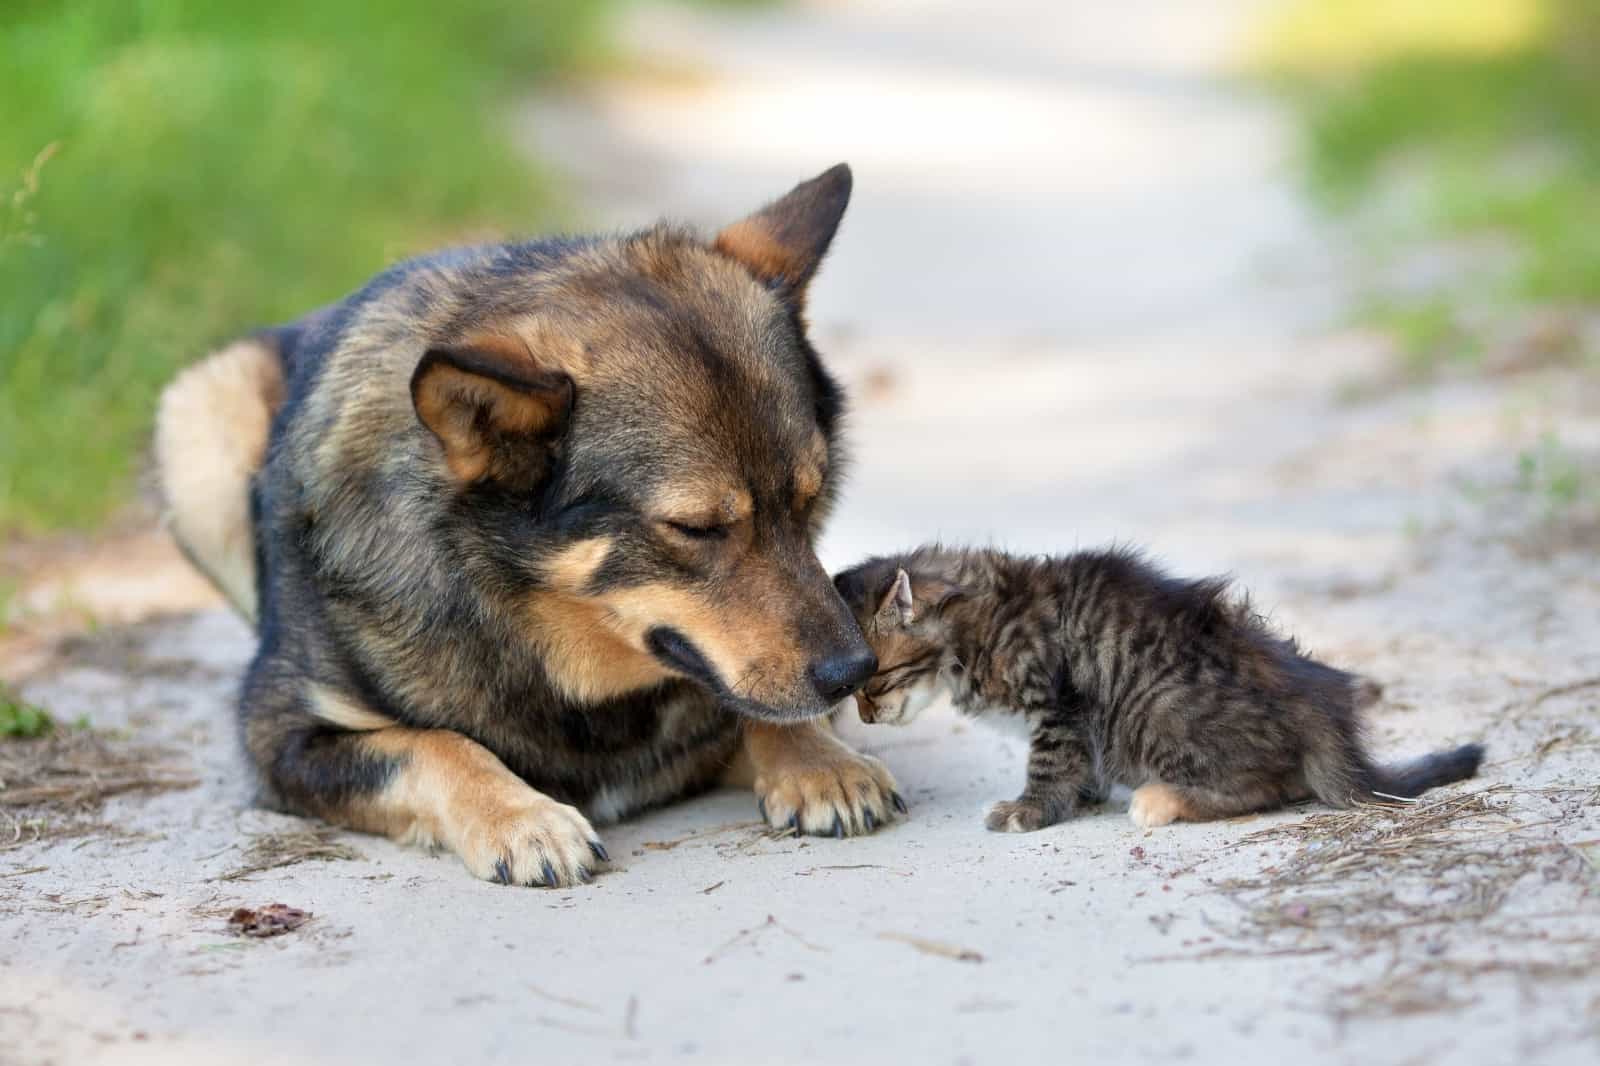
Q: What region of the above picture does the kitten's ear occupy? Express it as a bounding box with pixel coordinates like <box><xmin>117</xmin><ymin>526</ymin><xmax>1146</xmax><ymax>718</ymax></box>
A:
<box><xmin>875</xmin><ymin>568</ymin><xmax>916</xmax><ymax>626</ymax></box>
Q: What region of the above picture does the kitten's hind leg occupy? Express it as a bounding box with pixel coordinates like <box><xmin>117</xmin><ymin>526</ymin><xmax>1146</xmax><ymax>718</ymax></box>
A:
<box><xmin>1129</xmin><ymin>779</ymin><xmax>1298</xmax><ymax>828</ymax></box>
<box><xmin>985</xmin><ymin>717</ymin><xmax>1092</xmax><ymax>833</ymax></box>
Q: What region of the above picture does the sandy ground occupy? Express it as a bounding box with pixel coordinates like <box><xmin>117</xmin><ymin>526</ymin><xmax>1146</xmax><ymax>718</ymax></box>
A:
<box><xmin>4</xmin><ymin>1</ymin><xmax>1599</xmax><ymax>1063</ymax></box>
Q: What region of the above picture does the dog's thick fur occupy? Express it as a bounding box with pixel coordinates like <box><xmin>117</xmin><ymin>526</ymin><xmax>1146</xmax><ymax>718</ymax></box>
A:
<box><xmin>156</xmin><ymin>166</ymin><xmax>902</xmax><ymax>886</ymax></box>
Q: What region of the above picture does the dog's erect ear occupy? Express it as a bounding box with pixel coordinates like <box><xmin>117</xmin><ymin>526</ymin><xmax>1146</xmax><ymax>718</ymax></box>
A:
<box><xmin>713</xmin><ymin>163</ymin><xmax>852</xmax><ymax>303</ymax></box>
<box><xmin>876</xmin><ymin>568</ymin><xmax>915</xmax><ymax>626</ymax></box>
<box><xmin>411</xmin><ymin>345</ymin><xmax>574</xmax><ymax>488</ymax></box>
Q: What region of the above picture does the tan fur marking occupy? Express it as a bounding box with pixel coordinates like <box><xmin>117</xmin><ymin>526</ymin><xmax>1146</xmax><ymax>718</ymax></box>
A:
<box><xmin>460</xmin><ymin>327</ymin><xmax>592</xmax><ymax>383</ymax></box>
<box><xmin>155</xmin><ymin>338</ymin><xmax>285</xmax><ymax>622</ymax></box>
<box><xmin>793</xmin><ymin>465</ymin><xmax>822</xmax><ymax>512</ymax></box>
<box><xmin>596</xmin><ymin>581</ymin><xmax>795</xmax><ymax>702</ymax></box>
<box><xmin>793</xmin><ymin>428</ymin><xmax>828</xmax><ymax>511</ymax></box>
<box><xmin>527</xmin><ymin>573</ymin><xmax>804</xmax><ymax>710</ymax></box>
<box><xmin>524</xmin><ymin>592</ymin><xmax>675</xmax><ymax>704</ymax></box>
<box><xmin>355</xmin><ymin>728</ymin><xmax>600</xmax><ymax>885</ymax></box>
<box><xmin>542</xmin><ymin>538</ymin><xmax>613</xmax><ymax>594</ymax></box>
<box><xmin>713</xmin><ymin>221</ymin><xmax>802</xmax><ymax>290</ymax></box>
<box><xmin>651</xmin><ymin>485</ymin><xmax>753</xmax><ymax>526</ymax></box>
<box><xmin>1129</xmin><ymin>782</ymin><xmax>1193</xmax><ymax>828</ymax></box>
<box><xmin>308</xmin><ymin>684</ymin><xmax>397</xmax><ymax>732</ymax></box>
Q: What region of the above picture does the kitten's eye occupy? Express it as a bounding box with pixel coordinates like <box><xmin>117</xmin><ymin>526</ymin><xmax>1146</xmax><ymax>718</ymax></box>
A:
<box><xmin>663</xmin><ymin>519</ymin><xmax>730</xmax><ymax>542</ymax></box>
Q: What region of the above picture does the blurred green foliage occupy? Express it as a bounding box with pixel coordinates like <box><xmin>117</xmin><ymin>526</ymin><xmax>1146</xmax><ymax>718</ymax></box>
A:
<box><xmin>0</xmin><ymin>0</ymin><xmax>608</xmax><ymax>532</ymax></box>
<box><xmin>1260</xmin><ymin>0</ymin><xmax>1600</xmax><ymax>365</ymax></box>
<box><xmin>0</xmin><ymin>682</ymin><xmax>55</xmax><ymax>737</ymax></box>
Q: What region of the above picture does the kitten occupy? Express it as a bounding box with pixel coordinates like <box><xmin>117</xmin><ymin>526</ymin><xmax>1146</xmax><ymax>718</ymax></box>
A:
<box><xmin>833</xmin><ymin>546</ymin><xmax>1483</xmax><ymax>832</ymax></box>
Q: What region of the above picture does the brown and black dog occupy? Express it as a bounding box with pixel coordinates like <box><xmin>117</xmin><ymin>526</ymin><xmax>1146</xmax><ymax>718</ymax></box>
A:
<box><xmin>154</xmin><ymin>165</ymin><xmax>904</xmax><ymax>887</ymax></box>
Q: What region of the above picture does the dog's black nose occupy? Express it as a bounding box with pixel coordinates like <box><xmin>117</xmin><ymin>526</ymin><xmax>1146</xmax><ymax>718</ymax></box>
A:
<box><xmin>809</xmin><ymin>649</ymin><xmax>878</xmax><ymax>702</ymax></box>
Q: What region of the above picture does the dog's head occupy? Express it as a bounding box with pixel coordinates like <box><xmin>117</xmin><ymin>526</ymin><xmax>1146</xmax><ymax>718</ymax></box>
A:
<box><xmin>409</xmin><ymin>165</ymin><xmax>875</xmax><ymax>720</ymax></box>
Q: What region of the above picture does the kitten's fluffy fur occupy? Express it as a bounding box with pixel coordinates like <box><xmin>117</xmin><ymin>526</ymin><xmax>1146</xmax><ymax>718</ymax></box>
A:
<box><xmin>834</xmin><ymin>547</ymin><xmax>1483</xmax><ymax>832</ymax></box>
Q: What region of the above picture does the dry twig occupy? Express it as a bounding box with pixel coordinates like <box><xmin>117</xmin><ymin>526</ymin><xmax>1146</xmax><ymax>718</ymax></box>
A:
<box><xmin>217</xmin><ymin>826</ymin><xmax>364</xmax><ymax>881</ymax></box>
<box><xmin>1183</xmin><ymin>784</ymin><xmax>1600</xmax><ymax>1019</ymax></box>
<box><xmin>0</xmin><ymin>730</ymin><xmax>197</xmax><ymax>846</ymax></box>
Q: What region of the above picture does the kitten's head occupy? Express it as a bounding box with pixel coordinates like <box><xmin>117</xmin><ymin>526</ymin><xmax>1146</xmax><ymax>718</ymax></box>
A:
<box><xmin>832</xmin><ymin>556</ymin><xmax>965</xmax><ymax>725</ymax></box>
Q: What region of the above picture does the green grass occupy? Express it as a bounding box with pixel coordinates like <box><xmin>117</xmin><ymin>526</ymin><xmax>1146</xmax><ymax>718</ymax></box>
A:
<box><xmin>1258</xmin><ymin>0</ymin><xmax>1600</xmax><ymax>360</ymax></box>
<box><xmin>0</xmin><ymin>683</ymin><xmax>56</xmax><ymax>738</ymax></box>
<box><xmin>0</xmin><ymin>0</ymin><xmax>609</xmax><ymax>532</ymax></box>
<box><xmin>1517</xmin><ymin>430</ymin><xmax>1589</xmax><ymax>514</ymax></box>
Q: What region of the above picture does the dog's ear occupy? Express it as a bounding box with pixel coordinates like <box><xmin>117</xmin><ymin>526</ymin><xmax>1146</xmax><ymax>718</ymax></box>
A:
<box><xmin>411</xmin><ymin>345</ymin><xmax>574</xmax><ymax>489</ymax></box>
<box><xmin>714</xmin><ymin>163</ymin><xmax>852</xmax><ymax>304</ymax></box>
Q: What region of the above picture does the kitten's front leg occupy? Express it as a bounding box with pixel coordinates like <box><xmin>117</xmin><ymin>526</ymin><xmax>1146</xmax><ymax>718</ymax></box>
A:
<box><xmin>986</xmin><ymin>716</ymin><xmax>1092</xmax><ymax>833</ymax></box>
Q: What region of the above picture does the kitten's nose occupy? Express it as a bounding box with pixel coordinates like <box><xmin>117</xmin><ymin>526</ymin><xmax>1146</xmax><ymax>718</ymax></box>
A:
<box><xmin>809</xmin><ymin>648</ymin><xmax>878</xmax><ymax>703</ymax></box>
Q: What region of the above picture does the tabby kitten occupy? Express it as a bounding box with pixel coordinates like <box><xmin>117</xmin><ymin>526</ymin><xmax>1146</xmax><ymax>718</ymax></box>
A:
<box><xmin>833</xmin><ymin>547</ymin><xmax>1483</xmax><ymax>832</ymax></box>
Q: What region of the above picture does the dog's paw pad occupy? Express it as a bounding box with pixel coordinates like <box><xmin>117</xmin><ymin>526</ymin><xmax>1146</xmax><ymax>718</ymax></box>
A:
<box><xmin>757</xmin><ymin>751</ymin><xmax>901</xmax><ymax>837</ymax></box>
<box><xmin>460</xmin><ymin>797</ymin><xmax>607</xmax><ymax>888</ymax></box>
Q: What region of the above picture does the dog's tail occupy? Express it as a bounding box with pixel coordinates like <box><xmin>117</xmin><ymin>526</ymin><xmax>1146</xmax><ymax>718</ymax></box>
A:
<box><xmin>1366</xmin><ymin>744</ymin><xmax>1486</xmax><ymax>800</ymax></box>
<box><xmin>153</xmin><ymin>331</ymin><xmax>290</xmax><ymax>624</ymax></box>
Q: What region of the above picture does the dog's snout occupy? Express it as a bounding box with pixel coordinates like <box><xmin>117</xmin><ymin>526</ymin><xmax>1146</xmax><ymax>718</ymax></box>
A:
<box><xmin>809</xmin><ymin>648</ymin><xmax>878</xmax><ymax>703</ymax></box>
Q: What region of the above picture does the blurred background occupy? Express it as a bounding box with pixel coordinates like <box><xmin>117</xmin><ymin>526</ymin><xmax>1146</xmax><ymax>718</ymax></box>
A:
<box><xmin>2</xmin><ymin>0</ymin><xmax>1597</xmax><ymax>670</ymax></box>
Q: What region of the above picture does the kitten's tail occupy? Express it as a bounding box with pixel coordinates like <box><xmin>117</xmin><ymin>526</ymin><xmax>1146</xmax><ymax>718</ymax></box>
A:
<box><xmin>1304</xmin><ymin>730</ymin><xmax>1485</xmax><ymax>807</ymax></box>
<box><xmin>1364</xmin><ymin>744</ymin><xmax>1486</xmax><ymax>800</ymax></box>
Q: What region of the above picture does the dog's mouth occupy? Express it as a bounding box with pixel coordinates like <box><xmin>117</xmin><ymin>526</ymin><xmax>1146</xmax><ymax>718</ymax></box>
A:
<box><xmin>645</xmin><ymin>626</ymin><xmax>721</xmax><ymax>691</ymax></box>
<box><xmin>645</xmin><ymin>625</ymin><xmax>831</xmax><ymax>722</ymax></box>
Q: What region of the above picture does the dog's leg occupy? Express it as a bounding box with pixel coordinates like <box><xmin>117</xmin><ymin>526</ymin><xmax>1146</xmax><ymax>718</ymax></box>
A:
<box><xmin>736</xmin><ymin>719</ymin><xmax>904</xmax><ymax>837</ymax></box>
<box><xmin>249</xmin><ymin>702</ymin><xmax>606</xmax><ymax>887</ymax></box>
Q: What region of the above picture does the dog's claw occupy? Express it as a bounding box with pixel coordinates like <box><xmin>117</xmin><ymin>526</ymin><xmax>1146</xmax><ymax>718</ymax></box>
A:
<box><xmin>578</xmin><ymin>866</ymin><xmax>593</xmax><ymax>884</ymax></box>
<box><xmin>864</xmin><ymin>809</ymin><xmax>877</xmax><ymax>831</ymax></box>
<box><xmin>589</xmin><ymin>840</ymin><xmax>609</xmax><ymax>864</ymax></box>
<box><xmin>757</xmin><ymin>797</ymin><xmax>768</xmax><ymax>822</ymax></box>
<box><xmin>494</xmin><ymin>858</ymin><xmax>512</xmax><ymax>885</ymax></box>
<box><xmin>891</xmin><ymin>791</ymin><xmax>908</xmax><ymax>815</ymax></box>
<box><xmin>831</xmin><ymin>815</ymin><xmax>844</xmax><ymax>838</ymax></box>
<box><xmin>540</xmin><ymin>859</ymin><xmax>559</xmax><ymax>887</ymax></box>
<box><xmin>787</xmin><ymin>813</ymin><xmax>801</xmax><ymax>836</ymax></box>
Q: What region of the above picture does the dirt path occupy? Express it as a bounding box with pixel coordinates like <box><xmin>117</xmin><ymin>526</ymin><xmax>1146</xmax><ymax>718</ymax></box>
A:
<box><xmin>5</xmin><ymin>2</ymin><xmax>1598</xmax><ymax>1063</ymax></box>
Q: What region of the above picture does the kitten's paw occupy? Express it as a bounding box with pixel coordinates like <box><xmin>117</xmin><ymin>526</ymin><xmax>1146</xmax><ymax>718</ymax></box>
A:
<box><xmin>1128</xmin><ymin>783</ymin><xmax>1188</xmax><ymax>828</ymax></box>
<box><xmin>756</xmin><ymin>748</ymin><xmax>903</xmax><ymax>837</ymax></box>
<box><xmin>456</xmin><ymin>794</ymin><xmax>608</xmax><ymax>888</ymax></box>
<box><xmin>984</xmin><ymin>797</ymin><xmax>1058</xmax><ymax>833</ymax></box>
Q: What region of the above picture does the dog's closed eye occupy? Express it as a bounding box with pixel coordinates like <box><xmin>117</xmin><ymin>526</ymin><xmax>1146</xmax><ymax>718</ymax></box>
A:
<box><xmin>662</xmin><ymin>519</ymin><xmax>730</xmax><ymax>541</ymax></box>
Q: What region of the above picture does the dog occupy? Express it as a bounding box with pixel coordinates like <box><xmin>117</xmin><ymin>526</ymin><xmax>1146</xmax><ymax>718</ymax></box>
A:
<box><xmin>154</xmin><ymin>165</ymin><xmax>903</xmax><ymax>887</ymax></box>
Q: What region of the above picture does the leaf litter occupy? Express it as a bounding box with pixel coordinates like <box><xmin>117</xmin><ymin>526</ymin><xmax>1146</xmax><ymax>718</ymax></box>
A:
<box><xmin>1174</xmin><ymin>784</ymin><xmax>1600</xmax><ymax>1020</ymax></box>
<box><xmin>218</xmin><ymin>826</ymin><xmax>364</xmax><ymax>881</ymax></box>
<box><xmin>0</xmin><ymin>727</ymin><xmax>197</xmax><ymax>848</ymax></box>
<box><xmin>227</xmin><ymin>903</ymin><xmax>312</xmax><ymax>938</ymax></box>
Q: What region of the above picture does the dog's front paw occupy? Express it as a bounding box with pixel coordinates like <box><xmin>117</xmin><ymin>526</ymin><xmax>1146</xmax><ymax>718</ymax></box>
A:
<box><xmin>756</xmin><ymin>747</ymin><xmax>904</xmax><ymax>837</ymax></box>
<box><xmin>456</xmin><ymin>794</ymin><xmax>609</xmax><ymax>888</ymax></box>
<box><xmin>984</xmin><ymin>797</ymin><xmax>1061</xmax><ymax>833</ymax></box>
